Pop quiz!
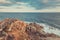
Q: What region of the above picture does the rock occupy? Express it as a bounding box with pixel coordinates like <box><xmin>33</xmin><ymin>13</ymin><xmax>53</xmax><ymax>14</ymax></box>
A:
<box><xmin>0</xmin><ymin>18</ymin><xmax>60</xmax><ymax>40</ymax></box>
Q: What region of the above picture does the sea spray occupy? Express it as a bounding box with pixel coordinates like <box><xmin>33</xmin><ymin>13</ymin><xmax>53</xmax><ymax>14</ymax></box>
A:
<box><xmin>25</xmin><ymin>21</ymin><xmax>60</xmax><ymax>36</ymax></box>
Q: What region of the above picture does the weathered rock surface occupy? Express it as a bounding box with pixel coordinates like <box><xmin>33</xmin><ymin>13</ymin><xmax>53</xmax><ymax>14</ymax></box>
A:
<box><xmin>0</xmin><ymin>18</ymin><xmax>60</xmax><ymax>40</ymax></box>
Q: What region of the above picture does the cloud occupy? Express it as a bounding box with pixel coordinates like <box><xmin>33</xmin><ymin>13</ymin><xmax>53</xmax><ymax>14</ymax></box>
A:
<box><xmin>0</xmin><ymin>0</ymin><xmax>12</xmax><ymax>4</ymax></box>
<box><xmin>0</xmin><ymin>7</ymin><xmax>60</xmax><ymax>12</ymax></box>
<box><xmin>42</xmin><ymin>0</ymin><xmax>48</xmax><ymax>3</ymax></box>
<box><xmin>0</xmin><ymin>0</ymin><xmax>7</xmax><ymax>2</ymax></box>
<box><xmin>0</xmin><ymin>0</ymin><xmax>14</xmax><ymax>6</ymax></box>
<box><xmin>0</xmin><ymin>0</ymin><xmax>60</xmax><ymax>12</ymax></box>
<box><xmin>0</xmin><ymin>0</ymin><xmax>36</xmax><ymax>10</ymax></box>
<box><xmin>16</xmin><ymin>2</ymin><xmax>28</xmax><ymax>4</ymax></box>
<box><xmin>0</xmin><ymin>1</ymin><xmax>35</xmax><ymax>10</ymax></box>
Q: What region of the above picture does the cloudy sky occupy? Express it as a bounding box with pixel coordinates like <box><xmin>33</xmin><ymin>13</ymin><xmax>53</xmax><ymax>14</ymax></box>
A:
<box><xmin>0</xmin><ymin>0</ymin><xmax>60</xmax><ymax>12</ymax></box>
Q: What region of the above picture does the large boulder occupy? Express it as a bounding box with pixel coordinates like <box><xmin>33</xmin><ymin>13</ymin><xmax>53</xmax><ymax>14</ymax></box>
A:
<box><xmin>0</xmin><ymin>18</ymin><xmax>60</xmax><ymax>40</ymax></box>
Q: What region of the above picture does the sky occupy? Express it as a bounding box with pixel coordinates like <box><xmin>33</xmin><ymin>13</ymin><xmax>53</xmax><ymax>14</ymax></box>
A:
<box><xmin>0</xmin><ymin>0</ymin><xmax>60</xmax><ymax>12</ymax></box>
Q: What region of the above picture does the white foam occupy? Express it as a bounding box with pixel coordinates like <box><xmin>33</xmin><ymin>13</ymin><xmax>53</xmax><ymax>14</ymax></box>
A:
<box><xmin>38</xmin><ymin>23</ymin><xmax>60</xmax><ymax>36</ymax></box>
<box><xmin>25</xmin><ymin>21</ymin><xmax>60</xmax><ymax>36</ymax></box>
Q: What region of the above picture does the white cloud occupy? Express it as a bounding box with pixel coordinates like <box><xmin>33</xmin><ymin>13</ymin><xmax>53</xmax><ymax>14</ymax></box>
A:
<box><xmin>0</xmin><ymin>7</ymin><xmax>60</xmax><ymax>12</ymax></box>
<box><xmin>15</xmin><ymin>5</ymin><xmax>35</xmax><ymax>10</ymax></box>
<box><xmin>0</xmin><ymin>0</ymin><xmax>60</xmax><ymax>12</ymax></box>
<box><xmin>0</xmin><ymin>2</ymin><xmax>36</xmax><ymax>10</ymax></box>
<box><xmin>16</xmin><ymin>2</ymin><xmax>28</xmax><ymax>5</ymax></box>
<box><xmin>0</xmin><ymin>3</ymin><xmax>60</xmax><ymax>12</ymax></box>
<box><xmin>0</xmin><ymin>0</ymin><xmax>6</xmax><ymax>2</ymax></box>
<box><xmin>0</xmin><ymin>0</ymin><xmax>12</xmax><ymax>4</ymax></box>
<box><xmin>0</xmin><ymin>6</ymin><xmax>14</xmax><ymax>9</ymax></box>
<box><xmin>0</xmin><ymin>0</ymin><xmax>35</xmax><ymax>10</ymax></box>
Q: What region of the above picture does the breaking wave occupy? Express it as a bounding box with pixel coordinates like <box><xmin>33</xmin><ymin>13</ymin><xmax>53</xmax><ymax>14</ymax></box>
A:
<box><xmin>25</xmin><ymin>21</ymin><xmax>60</xmax><ymax>36</ymax></box>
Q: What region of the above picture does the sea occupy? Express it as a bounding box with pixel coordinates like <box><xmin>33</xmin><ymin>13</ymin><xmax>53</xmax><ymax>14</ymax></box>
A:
<box><xmin>0</xmin><ymin>12</ymin><xmax>60</xmax><ymax>36</ymax></box>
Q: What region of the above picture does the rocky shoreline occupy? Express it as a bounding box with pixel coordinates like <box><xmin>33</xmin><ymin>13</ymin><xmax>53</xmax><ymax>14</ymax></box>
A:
<box><xmin>0</xmin><ymin>18</ymin><xmax>60</xmax><ymax>40</ymax></box>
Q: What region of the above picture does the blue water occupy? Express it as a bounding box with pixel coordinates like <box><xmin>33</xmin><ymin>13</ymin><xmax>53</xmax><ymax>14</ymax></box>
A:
<box><xmin>0</xmin><ymin>12</ymin><xmax>60</xmax><ymax>29</ymax></box>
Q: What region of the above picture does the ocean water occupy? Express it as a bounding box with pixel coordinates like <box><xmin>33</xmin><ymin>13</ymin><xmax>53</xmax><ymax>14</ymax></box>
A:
<box><xmin>0</xmin><ymin>12</ymin><xmax>60</xmax><ymax>36</ymax></box>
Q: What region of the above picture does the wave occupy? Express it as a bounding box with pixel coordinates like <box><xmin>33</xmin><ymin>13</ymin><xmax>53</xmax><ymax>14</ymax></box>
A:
<box><xmin>25</xmin><ymin>21</ymin><xmax>60</xmax><ymax>36</ymax></box>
